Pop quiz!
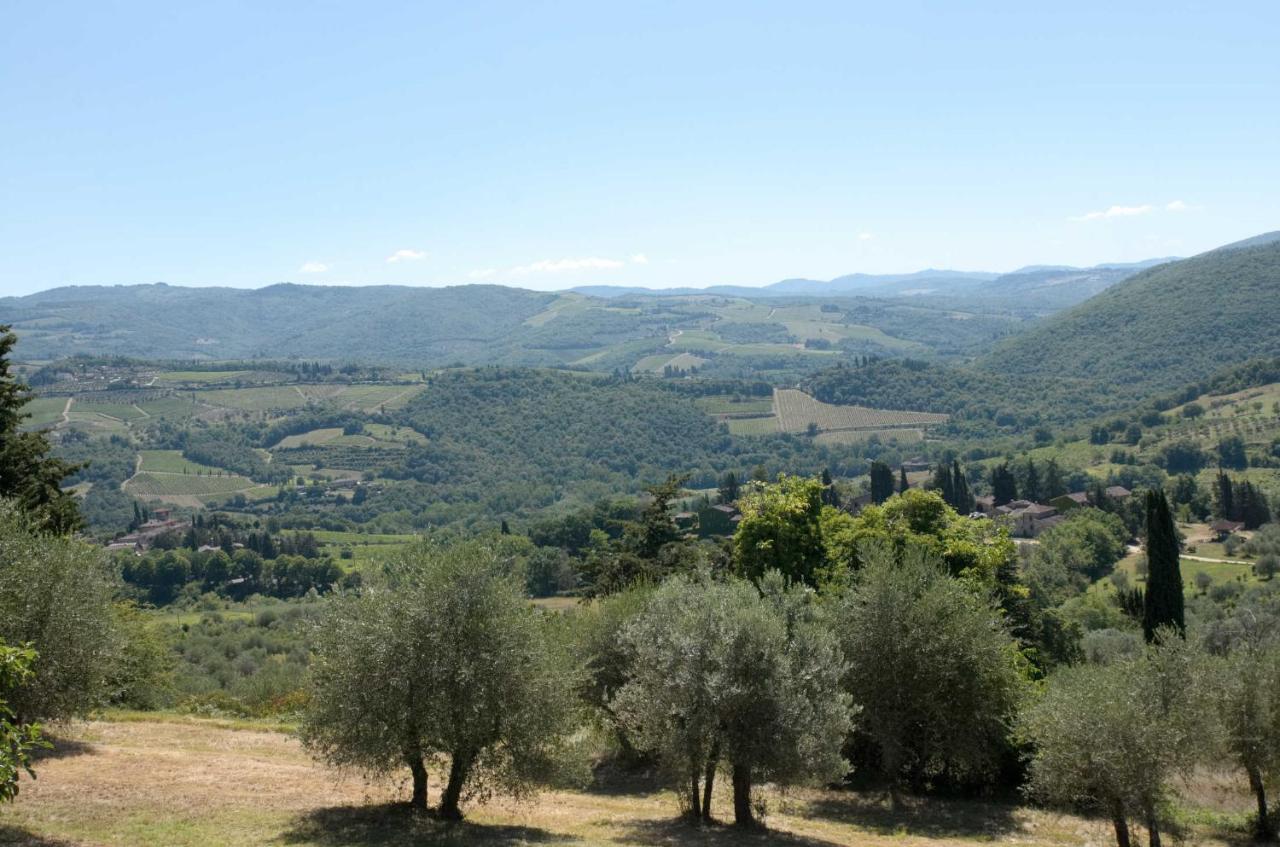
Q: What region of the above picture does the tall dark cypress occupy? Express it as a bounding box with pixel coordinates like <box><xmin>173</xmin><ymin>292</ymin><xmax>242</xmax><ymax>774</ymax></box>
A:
<box><xmin>1216</xmin><ymin>470</ymin><xmax>1235</xmax><ymax>521</ymax></box>
<box><xmin>991</xmin><ymin>463</ymin><xmax>1018</xmax><ymax>506</ymax></box>
<box><xmin>951</xmin><ymin>460</ymin><xmax>975</xmax><ymax>513</ymax></box>
<box><xmin>932</xmin><ymin>463</ymin><xmax>954</xmax><ymax>505</ymax></box>
<box><xmin>869</xmin><ymin>461</ymin><xmax>895</xmax><ymax>504</ymax></box>
<box><xmin>1142</xmin><ymin>489</ymin><xmax>1184</xmax><ymax>642</ymax></box>
<box><xmin>899</xmin><ymin>466</ymin><xmax>909</xmax><ymax>493</ymax></box>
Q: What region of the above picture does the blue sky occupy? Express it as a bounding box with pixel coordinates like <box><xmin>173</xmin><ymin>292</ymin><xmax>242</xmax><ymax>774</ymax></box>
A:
<box><xmin>2</xmin><ymin>1</ymin><xmax>1277</xmax><ymax>296</ymax></box>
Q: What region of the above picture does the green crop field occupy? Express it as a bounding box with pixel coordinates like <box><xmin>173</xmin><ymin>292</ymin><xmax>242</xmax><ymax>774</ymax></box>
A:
<box><xmin>694</xmin><ymin>395</ymin><xmax>775</xmax><ymax>416</ymax></box>
<box><xmin>816</xmin><ymin>428</ymin><xmax>924</xmax><ymax>445</ymax></box>
<box><xmin>19</xmin><ymin>396</ymin><xmax>66</xmax><ymax>429</ymax></box>
<box><xmin>200</xmin><ymin>386</ymin><xmax>311</xmax><ymax>412</ymax></box>
<box><xmin>727</xmin><ymin>416</ymin><xmax>779</xmax><ymax>436</ymax></box>
<box><xmin>276</xmin><ymin>427</ymin><xmax>344</xmax><ymax>449</ymax></box>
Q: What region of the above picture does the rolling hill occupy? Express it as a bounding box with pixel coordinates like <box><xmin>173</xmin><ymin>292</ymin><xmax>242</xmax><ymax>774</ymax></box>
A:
<box><xmin>979</xmin><ymin>232</ymin><xmax>1280</xmax><ymax>396</ymax></box>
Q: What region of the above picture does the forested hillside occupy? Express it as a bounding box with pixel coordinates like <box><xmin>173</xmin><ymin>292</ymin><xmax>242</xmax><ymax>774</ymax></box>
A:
<box><xmin>0</xmin><ymin>283</ymin><xmax>557</xmax><ymax>363</ymax></box>
<box><xmin>981</xmin><ymin>234</ymin><xmax>1280</xmax><ymax>394</ymax></box>
<box><xmin>388</xmin><ymin>369</ymin><xmax>853</xmax><ymax>515</ymax></box>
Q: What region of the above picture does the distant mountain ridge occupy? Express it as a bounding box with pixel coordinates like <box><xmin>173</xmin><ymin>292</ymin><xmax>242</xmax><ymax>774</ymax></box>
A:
<box><xmin>570</xmin><ymin>258</ymin><xmax>1173</xmax><ymax>302</ymax></box>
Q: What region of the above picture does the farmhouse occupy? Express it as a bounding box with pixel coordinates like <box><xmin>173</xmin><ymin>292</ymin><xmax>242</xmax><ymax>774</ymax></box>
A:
<box><xmin>1050</xmin><ymin>491</ymin><xmax>1092</xmax><ymax>512</ymax></box>
<box><xmin>697</xmin><ymin>503</ymin><xmax>741</xmax><ymax>537</ymax></box>
<box><xmin>1105</xmin><ymin>485</ymin><xmax>1132</xmax><ymax>501</ymax></box>
<box><xmin>1210</xmin><ymin>518</ymin><xmax>1246</xmax><ymax>541</ymax></box>
<box><xmin>1000</xmin><ymin>502</ymin><xmax>1062</xmax><ymax>538</ymax></box>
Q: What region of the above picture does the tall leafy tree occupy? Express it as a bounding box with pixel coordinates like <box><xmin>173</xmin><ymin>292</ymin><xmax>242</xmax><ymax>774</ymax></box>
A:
<box><xmin>868</xmin><ymin>461</ymin><xmax>894</xmax><ymax>505</ymax></box>
<box><xmin>0</xmin><ymin>327</ymin><xmax>81</xmax><ymax>533</ymax></box>
<box><xmin>1209</xmin><ymin>636</ymin><xmax>1280</xmax><ymax>839</ymax></box>
<box><xmin>733</xmin><ymin>475</ymin><xmax>827</xmax><ymax>585</ymax></box>
<box><xmin>1142</xmin><ymin>490</ymin><xmax>1184</xmax><ymax>642</ymax></box>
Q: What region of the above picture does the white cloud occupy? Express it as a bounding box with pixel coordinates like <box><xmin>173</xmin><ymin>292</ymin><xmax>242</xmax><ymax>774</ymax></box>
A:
<box><xmin>467</xmin><ymin>268</ymin><xmax>496</xmax><ymax>280</ymax></box>
<box><xmin>1068</xmin><ymin>204</ymin><xmax>1153</xmax><ymax>222</ymax></box>
<box><xmin>857</xmin><ymin>232</ymin><xmax>874</xmax><ymax>241</ymax></box>
<box><xmin>630</xmin><ymin>253</ymin><xmax>649</xmax><ymax>265</ymax></box>
<box><xmin>298</xmin><ymin>261</ymin><xmax>329</xmax><ymax>273</ymax></box>
<box><xmin>510</xmin><ymin>256</ymin><xmax>625</xmax><ymax>275</ymax></box>
<box><xmin>386</xmin><ymin>248</ymin><xmax>428</xmax><ymax>263</ymax></box>
<box><xmin>1166</xmin><ymin>200</ymin><xmax>1190</xmax><ymax>212</ymax></box>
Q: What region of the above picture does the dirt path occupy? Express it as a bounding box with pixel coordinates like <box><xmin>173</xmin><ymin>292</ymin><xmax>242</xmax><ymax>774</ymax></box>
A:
<box><xmin>59</xmin><ymin>396</ymin><xmax>73</xmax><ymax>426</ymax></box>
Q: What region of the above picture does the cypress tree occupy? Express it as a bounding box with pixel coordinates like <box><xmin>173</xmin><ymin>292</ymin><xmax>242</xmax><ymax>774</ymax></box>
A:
<box><xmin>991</xmin><ymin>463</ymin><xmax>1018</xmax><ymax>506</ymax></box>
<box><xmin>899</xmin><ymin>466</ymin><xmax>909</xmax><ymax>493</ymax></box>
<box><xmin>0</xmin><ymin>326</ymin><xmax>81</xmax><ymax>533</ymax></box>
<box><xmin>869</xmin><ymin>461</ymin><xmax>895</xmax><ymax>505</ymax></box>
<box><xmin>1216</xmin><ymin>470</ymin><xmax>1235</xmax><ymax>521</ymax></box>
<box><xmin>1023</xmin><ymin>460</ymin><xmax>1042</xmax><ymax>503</ymax></box>
<box><xmin>1142</xmin><ymin>490</ymin><xmax>1184</xmax><ymax>642</ymax></box>
<box><xmin>932</xmin><ymin>463</ymin><xmax>954</xmax><ymax>505</ymax></box>
<box><xmin>951</xmin><ymin>460</ymin><xmax>974</xmax><ymax>513</ymax></box>
<box><xmin>1044</xmin><ymin>459</ymin><xmax>1066</xmax><ymax>499</ymax></box>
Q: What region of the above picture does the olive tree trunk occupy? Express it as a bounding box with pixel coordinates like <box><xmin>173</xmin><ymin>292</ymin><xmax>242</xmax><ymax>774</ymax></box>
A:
<box><xmin>701</xmin><ymin>742</ymin><xmax>719</xmax><ymax>821</ymax></box>
<box><xmin>406</xmin><ymin>754</ymin><xmax>428</xmax><ymax>810</ymax></box>
<box><xmin>439</xmin><ymin>751</ymin><xmax>473</xmax><ymax>820</ymax></box>
<box><xmin>731</xmin><ymin>764</ymin><xmax>754</xmax><ymax>827</ymax></box>
<box><xmin>1248</xmin><ymin>764</ymin><xmax>1274</xmax><ymax>840</ymax></box>
<box><xmin>1110</xmin><ymin>800</ymin><xmax>1130</xmax><ymax>847</ymax></box>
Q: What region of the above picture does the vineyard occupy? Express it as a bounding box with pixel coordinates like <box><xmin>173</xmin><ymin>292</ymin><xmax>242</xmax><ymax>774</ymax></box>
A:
<box><xmin>774</xmin><ymin>388</ymin><xmax>948</xmax><ymax>433</ymax></box>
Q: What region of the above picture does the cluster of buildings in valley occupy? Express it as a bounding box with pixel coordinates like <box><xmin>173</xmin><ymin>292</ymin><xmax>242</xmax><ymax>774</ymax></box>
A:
<box><xmin>104</xmin><ymin>508</ymin><xmax>189</xmax><ymax>553</ymax></box>
<box><xmin>973</xmin><ymin>486</ymin><xmax>1132</xmax><ymax>538</ymax></box>
<box><xmin>673</xmin><ymin>462</ymin><xmax>1137</xmax><ymax>541</ymax></box>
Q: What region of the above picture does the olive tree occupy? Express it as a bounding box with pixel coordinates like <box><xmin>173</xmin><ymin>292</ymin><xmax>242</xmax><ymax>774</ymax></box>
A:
<box><xmin>612</xmin><ymin>571</ymin><xmax>852</xmax><ymax>827</ymax></box>
<box><xmin>832</xmin><ymin>541</ymin><xmax>1029</xmax><ymax>797</ymax></box>
<box><xmin>0</xmin><ymin>503</ymin><xmax>118</xmax><ymax>722</ymax></box>
<box><xmin>1204</xmin><ymin>618</ymin><xmax>1280</xmax><ymax>840</ymax></box>
<box><xmin>1020</xmin><ymin>636</ymin><xmax>1208</xmax><ymax>847</ymax></box>
<box><xmin>301</xmin><ymin>540</ymin><xmax>579</xmax><ymax>818</ymax></box>
<box><xmin>1</xmin><ymin>640</ymin><xmax>47</xmax><ymax>802</ymax></box>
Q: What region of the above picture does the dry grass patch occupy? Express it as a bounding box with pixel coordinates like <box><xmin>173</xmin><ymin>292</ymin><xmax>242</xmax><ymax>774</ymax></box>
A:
<box><xmin>1</xmin><ymin>719</ymin><xmax>1232</xmax><ymax>847</ymax></box>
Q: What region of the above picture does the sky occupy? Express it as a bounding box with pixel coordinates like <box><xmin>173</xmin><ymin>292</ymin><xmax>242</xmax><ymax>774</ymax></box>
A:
<box><xmin>2</xmin><ymin>1</ymin><xmax>1278</xmax><ymax>296</ymax></box>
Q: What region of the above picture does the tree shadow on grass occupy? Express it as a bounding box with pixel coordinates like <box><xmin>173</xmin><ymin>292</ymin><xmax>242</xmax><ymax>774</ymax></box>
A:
<box><xmin>28</xmin><ymin>735</ymin><xmax>95</xmax><ymax>763</ymax></box>
<box><xmin>278</xmin><ymin>804</ymin><xmax>579</xmax><ymax>847</ymax></box>
<box><xmin>581</xmin><ymin>758</ymin><xmax>668</xmax><ymax>797</ymax></box>
<box><xmin>803</xmin><ymin>790</ymin><xmax>1023</xmax><ymax>841</ymax></box>
<box><xmin>612</xmin><ymin>817</ymin><xmax>849</xmax><ymax>847</ymax></box>
<box><xmin>0</xmin><ymin>824</ymin><xmax>79</xmax><ymax>846</ymax></box>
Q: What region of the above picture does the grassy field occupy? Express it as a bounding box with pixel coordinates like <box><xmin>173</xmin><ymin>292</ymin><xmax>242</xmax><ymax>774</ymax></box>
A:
<box><xmin>1</xmin><ymin>717</ymin><xmax>1198</xmax><ymax>847</ymax></box>
<box><xmin>727</xmin><ymin>417</ymin><xmax>779</xmax><ymax>436</ymax></box>
<box><xmin>694</xmin><ymin>395</ymin><xmax>776</xmax><ymax>416</ymax></box>
<box><xmin>19</xmin><ymin>396</ymin><xmax>67</xmax><ymax>429</ymax></box>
